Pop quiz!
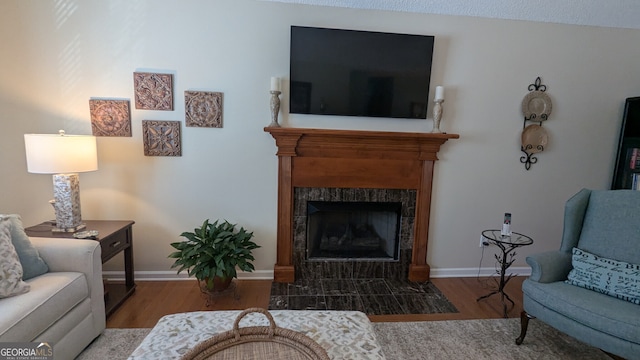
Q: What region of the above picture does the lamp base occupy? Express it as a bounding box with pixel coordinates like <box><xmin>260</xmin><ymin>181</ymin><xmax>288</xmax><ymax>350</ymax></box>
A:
<box><xmin>51</xmin><ymin>222</ymin><xmax>86</xmax><ymax>233</ymax></box>
<box><xmin>51</xmin><ymin>173</ymin><xmax>85</xmax><ymax>232</ymax></box>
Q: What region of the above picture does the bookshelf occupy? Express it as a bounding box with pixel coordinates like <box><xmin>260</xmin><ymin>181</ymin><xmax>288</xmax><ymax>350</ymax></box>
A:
<box><xmin>612</xmin><ymin>97</ymin><xmax>640</xmax><ymax>190</ymax></box>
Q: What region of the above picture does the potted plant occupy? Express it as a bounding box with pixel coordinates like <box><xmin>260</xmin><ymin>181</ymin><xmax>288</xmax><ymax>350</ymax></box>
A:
<box><xmin>169</xmin><ymin>219</ymin><xmax>260</xmax><ymax>292</ymax></box>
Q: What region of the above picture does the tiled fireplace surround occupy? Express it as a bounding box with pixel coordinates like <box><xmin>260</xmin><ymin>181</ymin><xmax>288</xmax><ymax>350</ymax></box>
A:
<box><xmin>293</xmin><ymin>187</ymin><xmax>416</xmax><ymax>280</ymax></box>
<box><xmin>265</xmin><ymin>127</ymin><xmax>459</xmax><ymax>283</ymax></box>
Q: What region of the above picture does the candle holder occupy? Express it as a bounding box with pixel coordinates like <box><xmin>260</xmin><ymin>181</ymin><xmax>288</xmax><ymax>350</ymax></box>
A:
<box><xmin>432</xmin><ymin>99</ymin><xmax>444</xmax><ymax>133</ymax></box>
<box><xmin>268</xmin><ymin>90</ymin><xmax>281</xmax><ymax>128</ymax></box>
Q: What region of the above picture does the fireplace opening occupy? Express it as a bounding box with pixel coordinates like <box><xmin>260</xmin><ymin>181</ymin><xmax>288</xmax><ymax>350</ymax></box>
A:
<box><xmin>306</xmin><ymin>201</ymin><xmax>402</xmax><ymax>261</ymax></box>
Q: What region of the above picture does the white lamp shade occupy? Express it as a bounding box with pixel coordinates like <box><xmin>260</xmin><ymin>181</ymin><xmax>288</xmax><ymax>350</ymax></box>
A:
<box><xmin>24</xmin><ymin>132</ymin><xmax>98</xmax><ymax>174</ymax></box>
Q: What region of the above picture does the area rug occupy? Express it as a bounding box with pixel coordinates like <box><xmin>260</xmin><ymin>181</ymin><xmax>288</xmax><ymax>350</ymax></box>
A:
<box><xmin>77</xmin><ymin>319</ymin><xmax>610</xmax><ymax>359</ymax></box>
<box><xmin>372</xmin><ymin>319</ymin><xmax>610</xmax><ymax>360</ymax></box>
<box><xmin>76</xmin><ymin>328</ymin><xmax>150</xmax><ymax>360</ymax></box>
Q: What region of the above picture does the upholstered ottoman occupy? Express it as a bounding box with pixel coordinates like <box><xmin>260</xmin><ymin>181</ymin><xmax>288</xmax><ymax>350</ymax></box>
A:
<box><xmin>128</xmin><ymin>310</ymin><xmax>385</xmax><ymax>359</ymax></box>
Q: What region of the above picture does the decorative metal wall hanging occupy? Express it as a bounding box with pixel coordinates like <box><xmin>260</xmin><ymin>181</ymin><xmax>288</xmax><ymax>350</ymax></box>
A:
<box><xmin>89</xmin><ymin>99</ymin><xmax>132</xmax><ymax>137</ymax></box>
<box><xmin>185</xmin><ymin>91</ymin><xmax>223</xmax><ymax>128</ymax></box>
<box><xmin>142</xmin><ymin>120</ymin><xmax>181</xmax><ymax>156</ymax></box>
<box><xmin>134</xmin><ymin>72</ymin><xmax>174</xmax><ymax>110</ymax></box>
<box><xmin>520</xmin><ymin>77</ymin><xmax>551</xmax><ymax>170</ymax></box>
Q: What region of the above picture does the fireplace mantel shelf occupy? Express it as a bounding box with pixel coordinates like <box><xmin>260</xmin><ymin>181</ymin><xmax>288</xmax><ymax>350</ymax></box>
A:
<box><xmin>264</xmin><ymin>126</ymin><xmax>459</xmax><ymax>140</ymax></box>
<box><xmin>264</xmin><ymin>126</ymin><xmax>459</xmax><ymax>283</ymax></box>
<box><xmin>264</xmin><ymin>127</ymin><xmax>459</xmax><ymax>160</ymax></box>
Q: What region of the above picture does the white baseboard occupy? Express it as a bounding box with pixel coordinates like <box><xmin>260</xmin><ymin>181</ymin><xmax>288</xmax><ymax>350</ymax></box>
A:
<box><xmin>102</xmin><ymin>270</ymin><xmax>275</xmax><ymax>282</ymax></box>
<box><xmin>103</xmin><ymin>267</ymin><xmax>529</xmax><ymax>282</ymax></box>
<box><xmin>430</xmin><ymin>267</ymin><xmax>531</xmax><ymax>278</ymax></box>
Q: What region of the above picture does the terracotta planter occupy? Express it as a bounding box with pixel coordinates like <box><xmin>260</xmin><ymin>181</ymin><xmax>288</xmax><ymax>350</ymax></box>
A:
<box><xmin>199</xmin><ymin>276</ymin><xmax>232</xmax><ymax>294</ymax></box>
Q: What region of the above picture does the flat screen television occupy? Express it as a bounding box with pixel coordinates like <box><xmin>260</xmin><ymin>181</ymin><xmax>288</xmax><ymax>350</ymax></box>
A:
<box><xmin>289</xmin><ymin>26</ymin><xmax>435</xmax><ymax>119</ymax></box>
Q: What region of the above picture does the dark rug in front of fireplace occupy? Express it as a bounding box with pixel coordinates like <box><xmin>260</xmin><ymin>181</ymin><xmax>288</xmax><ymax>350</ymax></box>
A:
<box><xmin>268</xmin><ymin>278</ymin><xmax>458</xmax><ymax>315</ymax></box>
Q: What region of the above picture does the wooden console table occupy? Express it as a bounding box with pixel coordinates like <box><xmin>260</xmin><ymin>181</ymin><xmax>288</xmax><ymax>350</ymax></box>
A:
<box><xmin>25</xmin><ymin>220</ymin><xmax>136</xmax><ymax>317</ymax></box>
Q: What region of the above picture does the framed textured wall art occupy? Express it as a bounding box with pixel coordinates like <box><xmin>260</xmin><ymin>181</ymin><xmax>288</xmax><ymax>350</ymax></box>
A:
<box><xmin>185</xmin><ymin>91</ymin><xmax>223</xmax><ymax>128</ymax></box>
<box><xmin>89</xmin><ymin>99</ymin><xmax>132</xmax><ymax>137</ymax></box>
<box><xmin>142</xmin><ymin>120</ymin><xmax>181</xmax><ymax>156</ymax></box>
<box><xmin>133</xmin><ymin>72</ymin><xmax>173</xmax><ymax>110</ymax></box>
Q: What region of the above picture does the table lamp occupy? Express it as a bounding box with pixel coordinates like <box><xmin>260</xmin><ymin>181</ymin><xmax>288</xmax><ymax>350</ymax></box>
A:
<box><xmin>24</xmin><ymin>130</ymin><xmax>98</xmax><ymax>232</ymax></box>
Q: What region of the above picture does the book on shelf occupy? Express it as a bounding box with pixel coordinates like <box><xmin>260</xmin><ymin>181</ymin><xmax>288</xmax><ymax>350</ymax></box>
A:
<box><xmin>633</xmin><ymin>173</ymin><xmax>640</xmax><ymax>191</ymax></box>
<box><xmin>629</xmin><ymin>148</ymin><xmax>640</xmax><ymax>170</ymax></box>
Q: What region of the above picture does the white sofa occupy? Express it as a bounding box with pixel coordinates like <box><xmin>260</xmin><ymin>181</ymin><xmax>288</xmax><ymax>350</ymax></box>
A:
<box><xmin>0</xmin><ymin>237</ymin><xmax>105</xmax><ymax>360</ymax></box>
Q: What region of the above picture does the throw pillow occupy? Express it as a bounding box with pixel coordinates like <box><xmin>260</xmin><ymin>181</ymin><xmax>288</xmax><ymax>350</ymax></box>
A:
<box><xmin>566</xmin><ymin>247</ymin><xmax>640</xmax><ymax>305</ymax></box>
<box><xmin>0</xmin><ymin>214</ymin><xmax>48</xmax><ymax>280</ymax></box>
<box><xmin>0</xmin><ymin>217</ymin><xmax>30</xmax><ymax>298</ymax></box>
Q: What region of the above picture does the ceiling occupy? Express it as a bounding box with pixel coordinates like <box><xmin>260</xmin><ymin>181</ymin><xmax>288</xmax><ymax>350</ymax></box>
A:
<box><xmin>259</xmin><ymin>0</ymin><xmax>640</xmax><ymax>30</ymax></box>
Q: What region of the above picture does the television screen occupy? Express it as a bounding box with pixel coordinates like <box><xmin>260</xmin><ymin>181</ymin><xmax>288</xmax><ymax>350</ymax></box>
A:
<box><xmin>290</xmin><ymin>26</ymin><xmax>435</xmax><ymax>119</ymax></box>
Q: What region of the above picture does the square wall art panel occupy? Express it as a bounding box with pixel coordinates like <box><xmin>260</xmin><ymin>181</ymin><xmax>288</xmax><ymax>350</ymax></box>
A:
<box><xmin>142</xmin><ymin>120</ymin><xmax>181</xmax><ymax>156</ymax></box>
<box><xmin>185</xmin><ymin>91</ymin><xmax>223</xmax><ymax>128</ymax></box>
<box><xmin>134</xmin><ymin>72</ymin><xmax>173</xmax><ymax>110</ymax></box>
<box><xmin>89</xmin><ymin>99</ymin><xmax>132</xmax><ymax>137</ymax></box>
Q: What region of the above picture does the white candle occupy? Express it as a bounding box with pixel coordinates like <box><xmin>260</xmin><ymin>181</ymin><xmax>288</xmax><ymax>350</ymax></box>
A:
<box><xmin>271</xmin><ymin>77</ymin><xmax>280</xmax><ymax>92</ymax></box>
<box><xmin>434</xmin><ymin>86</ymin><xmax>444</xmax><ymax>101</ymax></box>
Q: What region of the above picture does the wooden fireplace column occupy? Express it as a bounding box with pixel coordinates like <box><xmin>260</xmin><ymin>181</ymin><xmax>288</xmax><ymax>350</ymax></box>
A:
<box><xmin>265</xmin><ymin>127</ymin><xmax>459</xmax><ymax>283</ymax></box>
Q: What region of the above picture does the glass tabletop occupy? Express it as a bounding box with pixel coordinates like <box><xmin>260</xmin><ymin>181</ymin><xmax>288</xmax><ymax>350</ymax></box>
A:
<box><xmin>481</xmin><ymin>229</ymin><xmax>534</xmax><ymax>246</ymax></box>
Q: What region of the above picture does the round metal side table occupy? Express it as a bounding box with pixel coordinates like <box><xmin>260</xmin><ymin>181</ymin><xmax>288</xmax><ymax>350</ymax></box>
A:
<box><xmin>477</xmin><ymin>230</ymin><xmax>533</xmax><ymax>318</ymax></box>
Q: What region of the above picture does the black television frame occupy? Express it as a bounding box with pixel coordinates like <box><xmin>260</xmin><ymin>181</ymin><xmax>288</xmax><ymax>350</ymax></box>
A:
<box><xmin>289</xmin><ymin>26</ymin><xmax>435</xmax><ymax>119</ymax></box>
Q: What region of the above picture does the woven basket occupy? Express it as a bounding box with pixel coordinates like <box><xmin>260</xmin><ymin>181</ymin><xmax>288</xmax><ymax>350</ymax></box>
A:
<box><xmin>180</xmin><ymin>308</ymin><xmax>330</xmax><ymax>360</ymax></box>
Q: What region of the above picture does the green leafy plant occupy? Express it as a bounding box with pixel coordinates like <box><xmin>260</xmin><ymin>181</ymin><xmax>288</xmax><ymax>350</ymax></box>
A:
<box><xmin>169</xmin><ymin>219</ymin><xmax>260</xmax><ymax>290</ymax></box>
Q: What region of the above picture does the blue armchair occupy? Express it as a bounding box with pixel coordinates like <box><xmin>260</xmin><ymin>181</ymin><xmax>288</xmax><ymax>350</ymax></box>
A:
<box><xmin>516</xmin><ymin>189</ymin><xmax>640</xmax><ymax>360</ymax></box>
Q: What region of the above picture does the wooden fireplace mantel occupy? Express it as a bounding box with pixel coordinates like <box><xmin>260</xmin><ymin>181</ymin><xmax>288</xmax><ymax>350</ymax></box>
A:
<box><xmin>264</xmin><ymin>127</ymin><xmax>459</xmax><ymax>282</ymax></box>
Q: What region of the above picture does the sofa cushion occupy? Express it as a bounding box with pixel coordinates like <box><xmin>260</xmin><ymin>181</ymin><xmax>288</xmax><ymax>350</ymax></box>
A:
<box><xmin>577</xmin><ymin>190</ymin><xmax>640</xmax><ymax>264</ymax></box>
<box><xmin>0</xmin><ymin>218</ymin><xmax>30</xmax><ymax>298</ymax></box>
<box><xmin>0</xmin><ymin>214</ymin><xmax>48</xmax><ymax>280</ymax></box>
<box><xmin>0</xmin><ymin>272</ymin><xmax>88</xmax><ymax>342</ymax></box>
<box><xmin>566</xmin><ymin>247</ymin><xmax>640</xmax><ymax>305</ymax></box>
<box><xmin>523</xmin><ymin>279</ymin><xmax>640</xmax><ymax>344</ymax></box>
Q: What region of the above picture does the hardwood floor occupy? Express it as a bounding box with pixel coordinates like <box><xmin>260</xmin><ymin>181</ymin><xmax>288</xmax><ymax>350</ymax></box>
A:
<box><xmin>106</xmin><ymin>276</ymin><xmax>526</xmax><ymax>328</ymax></box>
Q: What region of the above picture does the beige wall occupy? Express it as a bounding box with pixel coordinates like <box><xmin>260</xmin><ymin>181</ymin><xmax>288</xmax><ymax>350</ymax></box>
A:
<box><xmin>1</xmin><ymin>0</ymin><xmax>639</xmax><ymax>278</ymax></box>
